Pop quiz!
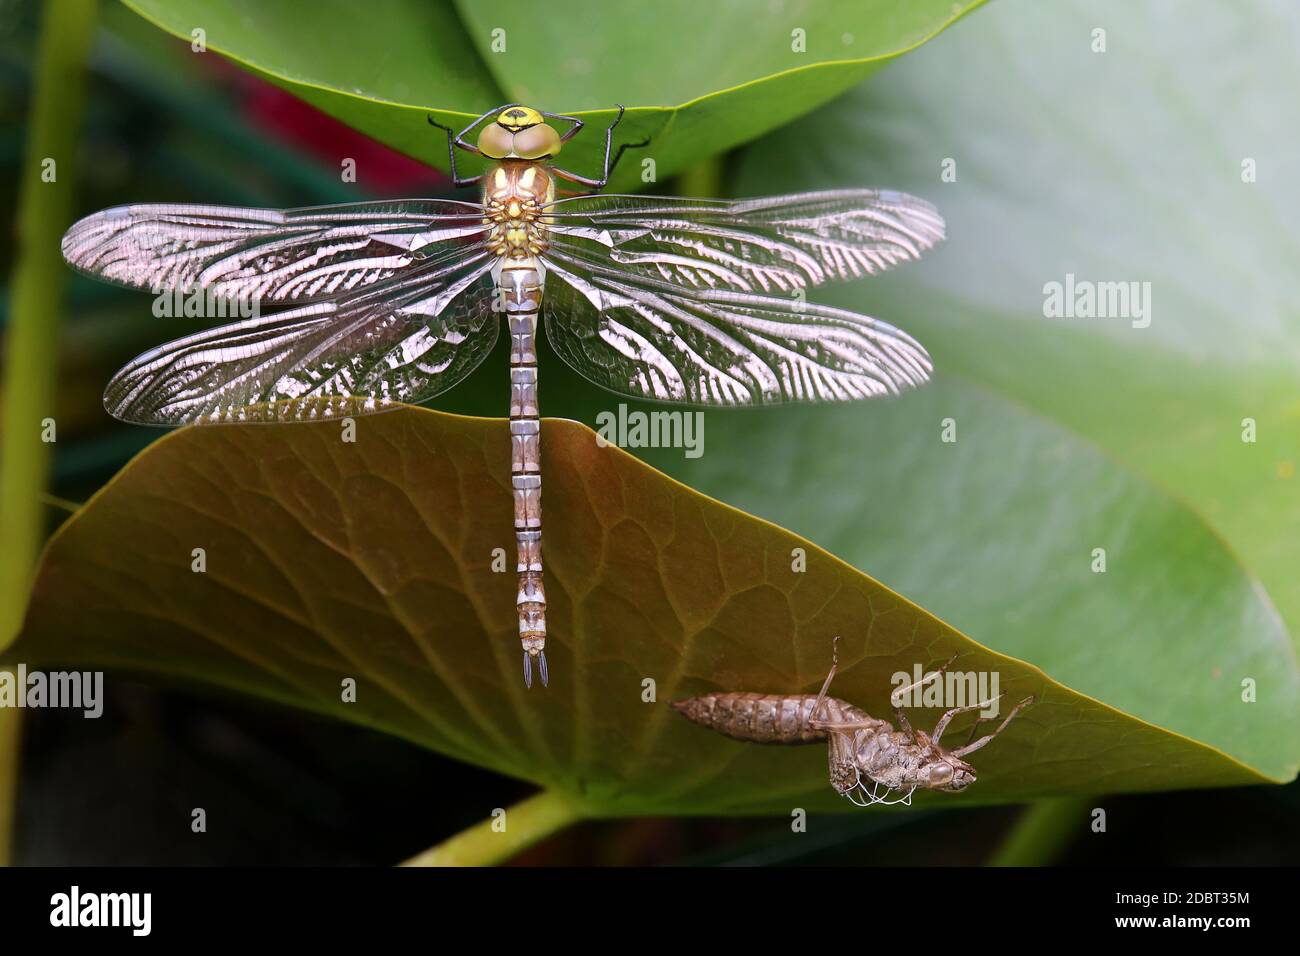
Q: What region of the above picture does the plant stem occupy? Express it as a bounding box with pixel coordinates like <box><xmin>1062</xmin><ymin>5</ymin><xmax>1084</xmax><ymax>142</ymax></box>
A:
<box><xmin>0</xmin><ymin>0</ymin><xmax>97</xmax><ymax>640</ymax></box>
<box><xmin>0</xmin><ymin>0</ymin><xmax>99</xmax><ymax>865</ymax></box>
<box><xmin>0</xmin><ymin>714</ymin><xmax>18</xmax><ymax>866</ymax></box>
<box><xmin>987</xmin><ymin>796</ymin><xmax>1089</xmax><ymax>866</ymax></box>
<box><xmin>400</xmin><ymin>790</ymin><xmax>585</xmax><ymax>867</ymax></box>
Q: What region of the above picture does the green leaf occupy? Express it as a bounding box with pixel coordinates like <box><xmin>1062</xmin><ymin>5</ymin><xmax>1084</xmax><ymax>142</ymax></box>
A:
<box><xmin>624</xmin><ymin>382</ymin><xmax>1299</xmax><ymax>782</ymax></box>
<box><xmin>119</xmin><ymin>0</ymin><xmax>986</xmax><ymax>188</ymax></box>
<box><xmin>26</xmin><ymin>0</ymin><xmax>1296</xmax><ymax>819</ymax></box>
<box><xmin>616</xmin><ymin>0</ymin><xmax>1300</xmax><ymax>780</ymax></box>
<box><xmin>6</xmin><ymin>406</ymin><xmax>1278</xmax><ymax>818</ymax></box>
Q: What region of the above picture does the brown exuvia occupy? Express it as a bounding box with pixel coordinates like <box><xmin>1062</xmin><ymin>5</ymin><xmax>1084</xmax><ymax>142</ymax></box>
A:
<box><xmin>672</xmin><ymin>639</ymin><xmax>1034</xmax><ymax>806</ymax></box>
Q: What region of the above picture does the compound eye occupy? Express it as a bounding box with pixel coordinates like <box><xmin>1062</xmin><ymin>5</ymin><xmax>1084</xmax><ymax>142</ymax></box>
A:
<box><xmin>513</xmin><ymin>123</ymin><xmax>561</xmax><ymax>160</ymax></box>
<box><xmin>927</xmin><ymin>762</ymin><xmax>953</xmax><ymax>787</ymax></box>
<box><xmin>477</xmin><ymin>123</ymin><xmax>514</xmax><ymax>159</ymax></box>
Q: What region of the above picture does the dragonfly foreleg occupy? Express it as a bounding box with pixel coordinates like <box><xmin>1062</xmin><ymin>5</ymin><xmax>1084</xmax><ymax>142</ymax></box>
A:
<box><xmin>426</xmin><ymin>114</ymin><xmax>485</xmax><ymax>188</ymax></box>
<box><xmin>551</xmin><ymin>104</ymin><xmax>650</xmax><ymax>190</ymax></box>
<box><xmin>542</xmin><ymin>109</ymin><xmax>586</xmax><ymax>144</ymax></box>
<box><xmin>808</xmin><ymin>635</ymin><xmax>841</xmax><ymax>724</ymax></box>
<box><xmin>949</xmin><ymin>695</ymin><xmax>1036</xmax><ymax>758</ymax></box>
<box><xmin>890</xmin><ymin>652</ymin><xmax>958</xmax><ymax>743</ymax></box>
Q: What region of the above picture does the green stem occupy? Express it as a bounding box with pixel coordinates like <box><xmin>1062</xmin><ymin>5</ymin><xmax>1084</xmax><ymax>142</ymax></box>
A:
<box><xmin>0</xmin><ymin>0</ymin><xmax>99</xmax><ymax>865</ymax></box>
<box><xmin>37</xmin><ymin>491</ymin><xmax>82</xmax><ymax>515</ymax></box>
<box><xmin>987</xmin><ymin>796</ymin><xmax>1089</xmax><ymax>866</ymax></box>
<box><xmin>0</xmin><ymin>707</ymin><xmax>18</xmax><ymax>865</ymax></box>
<box><xmin>400</xmin><ymin>790</ymin><xmax>585</xmax><ymax>867</ymax></box>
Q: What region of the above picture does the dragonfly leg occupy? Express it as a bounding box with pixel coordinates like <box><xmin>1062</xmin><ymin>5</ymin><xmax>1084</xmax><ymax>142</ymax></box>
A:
<box><xmin>890</xmin><ymin>652</ymin><xmax>958</xmax><ymax>742</ymax></box>
<box><xmin>892</xmin><ymin>706</ymin><xmax>917</xmax><ymax>745</ymax></box>
<box><xmin>608</xmin><ymin>134</ymin><xmax>651</xmax><ymax>178</ymax></box>
<box><xmin>809</xmin><ymin>635</ymin><xmax>841</xmax><ymax>723</ymax></box>
<box><xmin>551</xmin><ymin>104</ymin><xmax>650</xmax><ymax>189</ymax></box>
<box><xmin>806</xmin><ymin>638</ymin><xmax>882</xmax><ymax>733</ymax></box>
<box><xmin>543</xmin><ymin>109</ymin><xmax>586</xmax><ymax>144</ymax></box>
<box><xmin>889</xmin><ymin>652</ymin><xmax>958</xmax><ymax>710</ymax></box>
<box><xmin>949</xmin><ymin>696</ymin><xmax>1035</xmax><ymax>758</ymax></box>
<box><xmin>426</xmin><ymin>115</ymin><xmax>484</xmax><ymax>187</ymax></box>
<box><xmin>930</xmin><ymin>696</ymin><xmax>1000</xmax><ymax>747</ymax></box>
<box><xmin>456</xmin><ymin>105</ymin><xmax>512</xmax><ymax>142</ymax></box>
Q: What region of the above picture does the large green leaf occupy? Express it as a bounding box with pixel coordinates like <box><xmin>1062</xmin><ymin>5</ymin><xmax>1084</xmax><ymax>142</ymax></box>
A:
<box><xmin>19</xmin><ymin>0</ymin><xmax>1296</xmax><ymax>816</ymax></box>
<box><xmin>6</xmin><ymin>406</ymin><xmax>1275</xmax><ymax>819</ymax></box>
<box><xmin>622</xmin><ymin>381</ymin><xmax>1298</xmax><ymax>781</ymax></box>
<box><xmin>119</xmin><ymin>0</ymin><xmax>985</xmax><ymax>188</ymax></box>
<box><xmin>736</xmin><ymin>0</ymin><xmax>1300</xmax><ymax>643</ymax></box>
<box><xmin>594</xmin><ymin>0</ymin><xmax>1300</xmax><ymax>780</ymax></box>
<box><xmin>422</xmin><ymin>0</ymin><xmax>1299</xmax><ymax>782</ymax></box>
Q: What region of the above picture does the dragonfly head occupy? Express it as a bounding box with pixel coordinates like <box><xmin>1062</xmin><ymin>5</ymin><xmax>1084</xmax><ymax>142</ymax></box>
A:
<box><xmin>917</xmin><ymin>754</ymin><xmax>976</xmax><ymax>792</ymax></box>
<box><xmin>479</xmin><ymin>105</ymin><xmax>562</xmax><ymax>161</ymax></box>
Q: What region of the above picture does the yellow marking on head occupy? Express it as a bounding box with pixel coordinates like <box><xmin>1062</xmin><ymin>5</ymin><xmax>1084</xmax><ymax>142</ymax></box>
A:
<box><xmin>497</xmin><ymin>106</ymin><xmax>544</xmax><ymax>131</ymax></box>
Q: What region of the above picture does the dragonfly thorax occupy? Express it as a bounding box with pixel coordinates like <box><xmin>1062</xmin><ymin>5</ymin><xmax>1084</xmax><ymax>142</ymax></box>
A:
<box><xmin>483</xmin><ymin>163</ymin><xmax>554</xmax><ymax>260</ymax></box>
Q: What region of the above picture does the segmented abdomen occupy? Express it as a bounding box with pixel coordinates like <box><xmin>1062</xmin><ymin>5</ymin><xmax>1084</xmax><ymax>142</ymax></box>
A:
<box><xmin>503</xmin><ymin>263</ymin><xmax>546</xmax><ymax>685</ymax></box>
<box><xmin>671</xmin><ymin>692</ymin><xmax>874</xmax><ymax>744</ymax></box>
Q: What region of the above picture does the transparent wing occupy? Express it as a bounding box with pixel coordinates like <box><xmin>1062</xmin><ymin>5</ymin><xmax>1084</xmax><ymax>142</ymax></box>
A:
<box><xmin>105</xmin><ymin>245</ymin><xmax>499</xmax><ymax>424</ymax></box>
<box><xmin>541</xmin><ymin>239</ymin><xmax>930</xmax><ymax>406</ymax></box>
<box><xmin>543</xmin><ymin>189</ymin><xmax>943</xmax><ymax>294</ymax></box>
<box><xmin>62</xmin><ymin>199</ymin><xmax>487</xmax><ymax>304</ymax></box>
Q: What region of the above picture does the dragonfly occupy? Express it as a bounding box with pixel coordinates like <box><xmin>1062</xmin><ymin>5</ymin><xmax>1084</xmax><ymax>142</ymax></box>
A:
<box><xmin>60</xmin><ymin>103</ymin><xmax>945</xmax><ymax>690</ymax></box>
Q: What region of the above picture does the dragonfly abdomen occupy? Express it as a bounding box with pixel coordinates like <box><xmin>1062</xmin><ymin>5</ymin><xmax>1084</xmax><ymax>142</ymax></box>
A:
<box><xmin>671</xmin><ymin>692</ymin><xmax>880</xmax><ymax>744</ymax></box>
<box><xmin>501</xmin><ymin>258</ymin><xmax>548</xmax><ymax>687</ymax></box>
